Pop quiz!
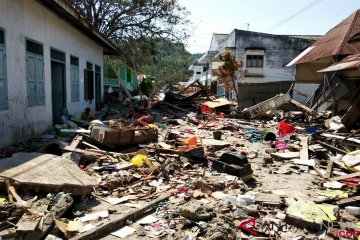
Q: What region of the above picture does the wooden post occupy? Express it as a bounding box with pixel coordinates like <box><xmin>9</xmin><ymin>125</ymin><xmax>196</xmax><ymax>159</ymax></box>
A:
<box><xmin>299</xmin><ymin>137</ymin><xmax>309</xmax><ymax>160</ymax></box>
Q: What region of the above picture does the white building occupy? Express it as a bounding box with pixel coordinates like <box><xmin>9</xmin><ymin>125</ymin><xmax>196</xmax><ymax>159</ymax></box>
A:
<box><xmin>0</xmin><ymin>0</ymin><xmax>118</xmax><ymax>147</ymax></box>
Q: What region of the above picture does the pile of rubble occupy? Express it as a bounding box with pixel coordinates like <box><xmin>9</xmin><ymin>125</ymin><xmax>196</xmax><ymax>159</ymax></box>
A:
<box><xmin>0</xmin><ymin>91</ymin><xmax>359</xmax><ymax>240</ymax></box>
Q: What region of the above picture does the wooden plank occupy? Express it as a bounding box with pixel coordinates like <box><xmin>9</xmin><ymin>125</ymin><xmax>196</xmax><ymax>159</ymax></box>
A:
<box><xmin>330</xmin><ymin>171</ymin><xmax>360</xmax><ymax>181</ymax></box>
<box><xmin>82</xmin><ymin>141</ymin><xmax>100</xmax><ymax>150</ymax></box>
<box><xmin>66</xmin><ymin>135</ymin><xmax>83</xmax><ymax>151</ymax></box>
<box><xmin>5</xmin><ymin>181</ymin><xmax>13</xmax><ymax>204</ymax></box>
<box><xmin>321</xmin><ymin>133</ymin><xmax>360</xmax><ymax>145</ymax></box>
<box><xmin>289</xmin><ymin>99</ymin><xmax>316</xmax><ymax>115</ymax></box>
<box><xmin>326</xmin><ymin>160</ymin><xmax>334</xmax><ymax>178</ymax></box>
<box><xmin>314</xmin><ymin>165</ymin><xmax>327</xmax><ymax>179</ymax></box>
<box><xmin>339</xmin><ymin>129</ymin><xmax>360</xmax><ymax>144</ymax></box>
<box><xmin>63</xmin><ymin>147</ymin><xmax>135</xmax><ymax>160</ymax></box>
<box><xmin>8</xmin><ymin>185</ymin><xmax>22</xmax><ymax>203</ymax></box>
<box><xmin>70</xmin><ymin>192</ymin><xmax>172</xmax><ymax>240</ymax></box>
<box><xmin>336</xmin><ymin>196</ymin><xmax>360</xmax><ymax>207</ymax></box>
<box><xmin>315</xmin><ymin>140</ymin><xmax>347</xmax><ymax>155</ymax></box>
<box><xmin>270</xmin><ymin>152</ymin><xmax>300</xmax><ymax>160</ymax></box>
<box><xmin>299</xmin><ymin>137</ymin><xmax>309</xmax><ymax>160</ymax></box>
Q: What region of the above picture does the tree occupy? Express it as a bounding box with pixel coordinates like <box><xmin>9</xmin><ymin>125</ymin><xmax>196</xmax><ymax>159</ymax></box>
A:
<box><xmin>67</xmin><ymin>0</ymin><xmax>190</xmax><ymax>67</ymax></box>
<box><xmin>139</xmin><ymin>77</ymin><xmax>154</xmax><ymax>97</ymax></box>
<box><xmin>139</xmin><ymin>40</ymin><xmax>194</xmax><ymax>93</ymax></box>
<box><xmin>212</xmin><ymin>51</ymin><xmax>247</xmax><ymax>107</ymax></box>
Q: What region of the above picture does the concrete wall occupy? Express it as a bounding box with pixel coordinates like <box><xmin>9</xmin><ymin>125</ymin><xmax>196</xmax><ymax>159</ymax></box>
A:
<box><xmin>0</xmin><ymin>0</ymin><xmax>103</xmax><ymax>147</ymax></box>
<box><xmin>190</xmin><ymin>65</ymin><xmax>204</xmax><ymax>81</ymax></box>
<box><xmin>237</xmin><ymin>81</ymin><xmax>293</xmax><ymax>109</ymax></box>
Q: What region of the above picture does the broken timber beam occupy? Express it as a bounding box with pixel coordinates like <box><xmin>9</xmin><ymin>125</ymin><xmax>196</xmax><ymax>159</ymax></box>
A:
<box><xmin>337</xmin><ymin>195</ymin><xmax>360</xmax><ymax>207</ymax></box>
<box><xmin>70</xmin><ymin>192</ymin><xmax>172</xmax><ymax>240</ymax></box>
<box><xmin>326</xmin><ymin>160</ymin><xmax>334</xmax><ymax>178</ymax></box>
<box><xmin>315</xmin><ymin>140</ymin><xmax>347</xmax><ymax>155</ymax></box>
<box><xmin>289</xmin><ymin>99</ymin><xmax>316</xmax><ymax>116</ymax></box>
<box><xmin>18</xmin><ymin>193</ymin><xmax>73</xmax><ymax>240</ymax></box>
<box><xmin>314</xmin><ymin>165</ymin><xmax>327</xmax><ymax>179</ymax></box>
<box><xmin>339</xmin><ymin>129</ymin><xmax>360</xmax><ymax>144</ymax></box>
<box><xmin>242</xmin><ymin>93</ymin><xmax>291</xmax><ymax>119</ymax></box>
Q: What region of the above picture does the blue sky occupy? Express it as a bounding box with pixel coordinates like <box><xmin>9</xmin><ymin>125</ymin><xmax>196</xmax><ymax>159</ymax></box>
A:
<box><xmin>178</xmin><ymin>0</ymin><xmax>360</xmax><ymax>53</ymax></box>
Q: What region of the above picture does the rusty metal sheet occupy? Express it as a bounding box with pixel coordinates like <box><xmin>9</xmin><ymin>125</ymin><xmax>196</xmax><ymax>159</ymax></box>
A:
<box><xmin>288</xmin><ymin>10</ymin><xmax>360</xmax><ymax>66</ymax></box>
<box><xmin>318</xmin><ymin>60</ymin><xmax>360</xmax><ymax>72</ymax></box>
<box><xmin>318</xmin><ymin>54</ymin><xmax>360</xmax><ymax>72</ymax></box>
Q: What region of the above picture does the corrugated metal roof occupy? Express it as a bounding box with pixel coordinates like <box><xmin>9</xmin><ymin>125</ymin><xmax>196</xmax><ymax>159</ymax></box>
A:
<box><xmin>318</xmin><ymin>54</ymin><xmax>360</xmax><ymax>72</ymax></box>
<box><xmin>288</xmin><ymin>9</ymin><xmax>360</xmax><ymax>65</ymax></box>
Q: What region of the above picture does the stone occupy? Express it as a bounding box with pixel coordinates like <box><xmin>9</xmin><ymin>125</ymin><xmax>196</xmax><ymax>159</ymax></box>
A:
<box><xmin>192</xmin><ymin>190</ymin><xmax>205</xmax><ymax>199</ymax></box>
<box><xmin>180</xmin><ymin>200</ymin><xmax>214</xmax><ymax>221</ymax></box>
<box><xmin>255</xmin><ymin>193</ymin><xmax>283</xmax><ymax>208</ymax></box>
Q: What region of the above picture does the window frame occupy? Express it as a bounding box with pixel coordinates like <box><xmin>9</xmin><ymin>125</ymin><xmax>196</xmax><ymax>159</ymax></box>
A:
<box><xmin>26</xmin><ymin>38</ymin><xmax>45</xmax><ymax>106</ymax></box>
<box><xmin>50</xmin><ymin>47</ymin><xmax>66</xmax><ymax>63</ymax></box>
<box><xmin>246</xmin><ymin>55</ymin><xmax>264</xmax><ymax>68</ymax></box>
<box><xmin>84</xmin><ymin>61</ymin><xmax>94</xmax><ymax>100</ymax></box>
<box><xmin>70</xmin><ymin>55</ymin><xmax>80</xmax><ymax>102</ymax></box>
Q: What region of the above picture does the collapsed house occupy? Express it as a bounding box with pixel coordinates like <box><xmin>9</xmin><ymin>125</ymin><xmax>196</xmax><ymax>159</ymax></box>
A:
<box><xmin>287</xmin><ymin>9</ymin><xmax>360</xmax><ymax>130</ymax></box>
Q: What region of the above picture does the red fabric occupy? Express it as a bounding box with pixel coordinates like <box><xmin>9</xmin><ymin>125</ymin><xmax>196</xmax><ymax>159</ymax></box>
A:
<box><xmin>142</xmin><ymin>115</ymin><xmax>154</xmax><ymax>124</ymax></box>
<box><xmin>278</xmin><ymin>121</ymin><xmax>296</xmax><ymax>137</ymax></box>
<box><xmin>201</xmin><ymin>105</ymin><xmax>213</xmax><ymax>113</ymax></box>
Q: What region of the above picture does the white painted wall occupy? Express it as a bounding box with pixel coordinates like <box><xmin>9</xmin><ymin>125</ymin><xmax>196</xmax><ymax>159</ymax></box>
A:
<box><xmin>236</xmin><ymin>49</ymin><xmax>295</xmax><ymax>84</ymax></box>
<box><xmin>0</xmin><ymin>0</ymin><xmax>104</xmax><ymax>147</ymax></box>
<box><xmin>189</xmin><ymin>65</ymin><xmax>204</xmax><ymax>82</ymax></box>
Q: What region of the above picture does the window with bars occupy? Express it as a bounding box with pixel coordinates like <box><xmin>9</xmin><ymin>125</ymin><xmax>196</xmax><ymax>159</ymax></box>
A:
<box><xmin>246</xmin><ymin>55</ymin><xmax>264</xmax><ymax>68</ymax></box>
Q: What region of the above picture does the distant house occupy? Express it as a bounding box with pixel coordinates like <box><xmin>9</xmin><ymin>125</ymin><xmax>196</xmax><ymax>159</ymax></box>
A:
<box><xmin>287</xmin><ymin>9</ymin><xmax>360</xmax><ymax>130</ymax></box>
<box><xmin>103</xmin><ymin>60</ymin><xmax>139</xmax><ymax>99</ymax></box>
<box><xmin>0</xmin><ymin>0</ymin><xmax>118</xmax><ymax>147</ymax></box>
<box><xmin>190</xmin><ymin>30</ymin><xmax>316</xmax><ymax>108</ymax></box>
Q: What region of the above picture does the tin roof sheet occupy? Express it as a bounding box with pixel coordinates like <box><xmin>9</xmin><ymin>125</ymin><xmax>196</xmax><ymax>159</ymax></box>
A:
<box><xmin>288</xmin><ymin>9</ymin><xmax>360</xmax><ymax>65</ymax></box>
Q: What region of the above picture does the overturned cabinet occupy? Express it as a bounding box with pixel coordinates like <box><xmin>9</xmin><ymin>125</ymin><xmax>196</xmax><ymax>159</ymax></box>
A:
<box><xmin>90</xmin><ymin>126</ymin><xmax>158</xmax><ymax>145</ymax></box>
